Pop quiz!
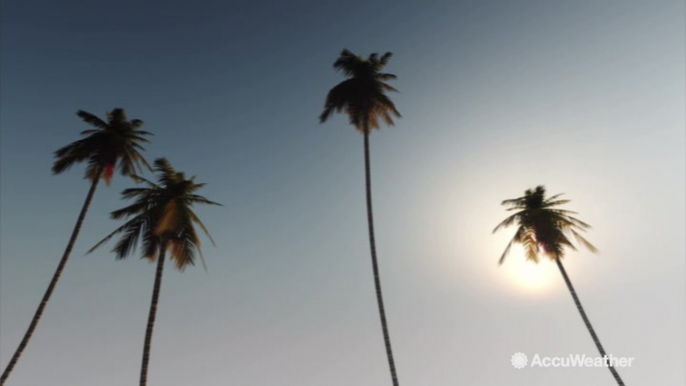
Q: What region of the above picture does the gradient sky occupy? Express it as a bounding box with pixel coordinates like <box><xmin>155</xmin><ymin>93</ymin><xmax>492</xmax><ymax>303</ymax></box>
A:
<box><xmin>1</xmin><ymin>0</ymin><xmax>684</xmax><ymax>385</ymax></box>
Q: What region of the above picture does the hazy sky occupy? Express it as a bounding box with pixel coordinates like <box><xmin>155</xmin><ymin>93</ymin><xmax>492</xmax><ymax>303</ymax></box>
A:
<box><xmin>1</xmin><ymin>0</ymin><xmax>684</xmax><ymax>385</ymax></box>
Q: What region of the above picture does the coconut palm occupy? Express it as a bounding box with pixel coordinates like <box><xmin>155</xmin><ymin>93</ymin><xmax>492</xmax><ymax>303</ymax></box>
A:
<box><xmin>88</xmin><ymin>158</ymin><xmax>219</xmax><ymax>386</ymax></box>
<box><xmin>494</xmin><ymin>185</ymin><xmax>625</xmax><ymax>385</ymax></box>
<box><xmin>0</xmin><ymin>109</ymin><xmax>151</xmax><ymax>384</ymax></box>
<box><xmin>320</xmin><ymin>49</ymin><xmax>402</xmax><ymax>386</ymax></box>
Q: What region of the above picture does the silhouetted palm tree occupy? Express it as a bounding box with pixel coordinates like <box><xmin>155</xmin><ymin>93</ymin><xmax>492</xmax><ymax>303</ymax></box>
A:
<box><xmin>88</xmin><ymin>158</ymin><xmax>219</xmax><ymax>386</ymax></box>
<box><xmin>320</xmin><ymin>49</ymin><xmax>402</xmax><ymax>386</ymax></box>
<box><xmin>0</xmin><ymin>109</ymin><xmax>151</xmax><ymax>385</ymax></box>
<box><xmin>494</xmin><ymin>186</ymin><xmax>625</xmax><ymax>386</ymax></box>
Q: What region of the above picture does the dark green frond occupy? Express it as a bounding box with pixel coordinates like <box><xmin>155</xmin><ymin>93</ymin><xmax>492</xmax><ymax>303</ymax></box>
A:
<box><xmin>76</xmin><ymin>110</ymin><xmax>108</xmax><ymax>129</ymax></box>
<box><xmin>142</xmin><ymin>227</ymin><xmax>159</xmax><ymax>261</ymax></box>
<box><xmin>543</xmin><ymin>199</ymin><xmax>571</xmax><ymax>207</ymax></box>
<box><xmin>129</xmin><ymin>119</ymin><xmax>144</xmax><ymax>129</ymax></box>
<box><xmin>88</xmin><ymin>216</ymin><xmax>144</xmax><ymax>254</ymax></box>
<box><xmin>570</xmin><ymin>228</ymin><xmax>598</xmax><ymax>253</ymax></box>
<box><xmin>498</xmin><ymin>226</ymin><xmax>523</xmax><ymax>265</ymax></box>
<box><xmin>129</xmin><ymin>175</ymin><xmax>158</xmax><ymax>189</ymax></box>
<box><xmin>544</xmin><ymin>193</ymin><xmax>564</xmax><ymax>201</ymax></box>
<box><xmin>379</xmin><ymin>52</ymin><xmax>393</xmax><ymax>65</ymax></box>
<box><xmin>111</xmin><ymin>201</ymin><xmax>150</xmax><ymax>220</ymax></box>
<box><xmin>185</xmin><ymin>195</ymin><xmax>222</xmax><ymax>206</ymax></box>
<box><xmin>52</xmin><ymin>139</ymin><xmax>92</xmax><ymax>175</ymax></box>
<box><xmin>377</xmin><ymin>73</ymin><xmax>397</xmax><ymax>81</ymax></box>
<box><xmin>111</xmin><ymin>218</ymin><xmax>145</xmax><ymax>260</ymax></box>
<box><xmin>493</xmin><ymin>211</ymin><xmax>523</xmax><ymax>233</ymax></box>
<box><xmin>564</xmin><ymin>215</ymin><xmax>592</xmax><ymax>229</ymax></box>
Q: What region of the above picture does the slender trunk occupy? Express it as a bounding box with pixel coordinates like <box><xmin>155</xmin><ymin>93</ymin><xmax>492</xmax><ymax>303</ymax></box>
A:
<box><xmin>555</xmin><ymin>258</ymin><xmax>625</xmax><ymax>386</ymax></box>
<box><xmin>140</xmin><ymin>245</ymin><xmax>166</xmax><ymax>386</ymax></box>
<box><xmin>363</xmin><ymin>130</ymin><xmax>400</xmax><ymax>386</ymax></box>
<box><xmin>1</xmin><ymin>173</ymin><xmax>102</xmax><ymax>385</ymax></box>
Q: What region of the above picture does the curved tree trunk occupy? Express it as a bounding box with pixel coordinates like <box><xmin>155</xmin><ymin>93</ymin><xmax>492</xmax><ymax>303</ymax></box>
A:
<box><xmin>555</xmin><ymin>258</ymin><xmax>625</xmax><ymax>385</ymax></box>
<box><xmin>140</xmin><ymin>245</ymin><xmax>166</xmax><ymax>386</ymax></box>
<box><xmin>363</xmin><ymin>130</ymin><xmax>400</xmax><ymax>386</ymax></box>
<box><xmin>1</xmin><ymin>174</ymin><xmax>102</xmax><ymax>385</ymax></box>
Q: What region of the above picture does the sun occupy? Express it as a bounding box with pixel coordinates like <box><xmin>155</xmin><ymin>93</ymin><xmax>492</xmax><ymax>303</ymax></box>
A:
<box><xmin>499</xmin><ymin>247</ymin><xmax>558</xmax><ymax>293</ymax></box>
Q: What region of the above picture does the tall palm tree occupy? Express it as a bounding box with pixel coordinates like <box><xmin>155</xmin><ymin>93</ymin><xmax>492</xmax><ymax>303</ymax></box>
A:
<box><xmin>320</xmin><ymin>49</ymin><xmax>402</xmax><ymax>386</ymax></box>
<box><xmin>88</xmin><ymin>158</ymin><xmax>219</xmax><ymax>386</ymax></box>
<box><xmin>494</xmin><ymin>186</ymin><xmax>625</xmax><ymax>385</ymax></box>
<box><xmin>1</xmin><ymin>109</ymin><xmax>151</xmax><ymax>385</ymax></box>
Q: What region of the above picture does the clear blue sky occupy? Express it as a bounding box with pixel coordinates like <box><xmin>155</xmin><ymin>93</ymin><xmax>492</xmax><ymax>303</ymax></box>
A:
<box><xmin>1</xmin><ymin>0</ymin><xmax>684</xmax><ymax>385</ymax></box>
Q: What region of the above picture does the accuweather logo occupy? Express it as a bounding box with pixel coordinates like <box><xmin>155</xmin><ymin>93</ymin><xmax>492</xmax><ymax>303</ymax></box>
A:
<box><xmin>510</xmin><ymin>352</ymin><xmax>635</xmax><ymax>369</ymax></box>
<box><xmin>511</xmin><ymin>352</ymin><xmax>528</xmax><ymax>369</ymax></box>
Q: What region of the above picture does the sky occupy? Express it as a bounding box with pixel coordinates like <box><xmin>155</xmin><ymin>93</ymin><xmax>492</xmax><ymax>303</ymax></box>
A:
<box><xmin>1</xmin><ymin>0</ymin><xmax>684</xmax><ymax>385</ymax></box>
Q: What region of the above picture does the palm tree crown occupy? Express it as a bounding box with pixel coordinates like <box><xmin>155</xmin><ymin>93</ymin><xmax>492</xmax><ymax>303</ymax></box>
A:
<box><xmin>53</xmin><ymin>109</ymin><xmax>152</xmax><ymax>184</ymax></box>
<box><xmin>493</xmin><ymin>185</ymin><xmax>598</xmax><ymax>264</ymax></box>
<box><xmin>319</xmin><ymin>49</ymin><xmax>401</xmax><ymax>132</ymax></box>
<box><xmin>89</xmin><ymin>158</ymin><xmax>220</xmax><ymax>270</ymax></box>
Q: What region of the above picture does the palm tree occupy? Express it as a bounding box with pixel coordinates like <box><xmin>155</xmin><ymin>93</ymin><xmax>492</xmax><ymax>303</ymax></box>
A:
<box><xmin>88</xmin><ymin>158</ymin><xmax>219</xmax><ymax>386</ymax></box>
<box><xmin>320</xmin><ymin>49</ymin><xmax>402</xmax><ymax>386</ymax></box>
<box><xmin>494</xmin><ymin>186</ymin><xmax>625</xmax><ymax>385</ymax></box>
<box><xmin>0</xmin><ymin>109</ymin><xmax>151</xmax><ymax>384</ymax></box>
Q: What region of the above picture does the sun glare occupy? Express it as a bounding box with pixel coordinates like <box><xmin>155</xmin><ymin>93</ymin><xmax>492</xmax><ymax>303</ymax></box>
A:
<box><xmin>500</xmin><ymin>248</ymin><xmax>558</xmax><ymax>293</ymax></box>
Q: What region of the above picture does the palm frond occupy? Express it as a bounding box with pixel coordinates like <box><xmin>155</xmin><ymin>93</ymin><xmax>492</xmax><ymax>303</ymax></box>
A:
<box><xmin>128</xmin><ymin>175</ymin><xmax>158</xmax><ymax>189</ymax></box>
<box><xmin>189</xmin><ymin>210</ymin><xmax>216</xmax><ymax>246</ymax></box>
<box><xmin>111</xmin><ymin>218</ymin><xmax>145</xmax><ymax>260</ymax></box>
<box><xmin>186</xmin><ymin>195</ymin><xmax>222</xmax><ymax>206</ymax></box>
<box><xmin>501</xmin><ymin>197</ymin><xmax>525</xmax><ymax>207</ymax></box>
<box><xmin>570</xmin><ymin>228</ymin><xmax>598</xmax><ymax>253</ymax></box>
<box><xmin>521</xmin><ymin>228</ymin><xmax>539</xmax><ymax>263</ymax></box>
<box><xmin>564</xmin><ymin>215</ymin><xmax>592</xmax><ymax>229</ymax></box>
<box><xmin>88</xmin><ymin>216</ymin><xmax>144</xmax><ymax>254</ymax></box>
<box><xmin>142</xmin><ymin>227</ymin><xmax>159</xmax><ymax>261</ymax></box>
<box><xmin>155</xmin><ymin>200</ymin><xmax>181</xmax><ymax>236</ymax></box>
<box><xmin>379</xmin><ymin>52</ymin><xmax>393</xmax><ymax>66</ymax></box>
<box><xmin>76</xmin><ymin>110</ymin><xmax>108</xmax><ymax>129</ymax></box>
<box><xmin>492</xmin><ymin>211</ymin><xmax>523</xmax><ymax>233</ymax></box>
<box><xmin>111</xmin><ymin>201</ymin><xmax>149</xmax><ymax>220</ymax></box>
<box><xmin>498</xmin><ymin>226</ymin><xmax>524</xmax><ymax>265</ymax></box>
<box><xmin>377</xmin><ymin>73</ymin><xmax>397</xmax><ymax>81</ymax></box>
<box><xmin>544</xmin><ymin>193</ymin><xmax>565</xmax><ymax>202</ymax></box>
<box><xmin>543</xmin><ymin>199</ymin><xmax>571</xmax><ymax>207</ymax></box>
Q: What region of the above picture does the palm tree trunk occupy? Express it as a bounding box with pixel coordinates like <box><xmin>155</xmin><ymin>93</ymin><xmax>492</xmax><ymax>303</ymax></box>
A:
<box><xmin>140</xmin><ymin>245</ymin><xmax>166</xmax><ymax>386</ymax></box>
<box><xmin>363</xmin><ymin>130</ymin><xmax>400</xmax><ymax>386</ymax></box>
<box><xmin>1</xmin><ymin>173</ymin><xmax>102</xmax><ymax>385</ymax></box>
<box><xmin>555</xmin><ymin>258</ymin><xmax>625</xmax><ymax>385</ymax></box>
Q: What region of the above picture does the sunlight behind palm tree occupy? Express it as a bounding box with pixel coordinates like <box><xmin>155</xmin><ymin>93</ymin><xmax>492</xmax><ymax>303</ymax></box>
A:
<box><xmin>493</xmin><ymin>185</ymin><xmax>626</xmax><ymax>385</ymax></box>
<box><xmin>499</xmin><ymin>246</ymin><xmax>558</xmax><ymax>293</ymax></box>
